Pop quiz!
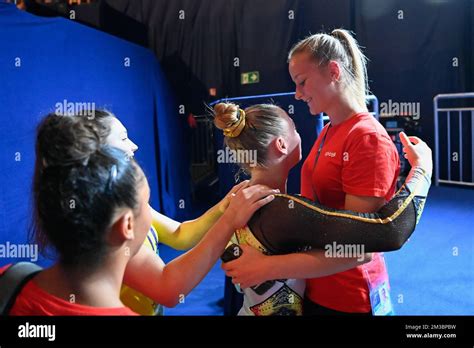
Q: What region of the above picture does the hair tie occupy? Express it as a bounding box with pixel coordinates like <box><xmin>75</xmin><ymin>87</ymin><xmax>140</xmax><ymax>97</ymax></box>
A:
<box><xmin>223</xmin><ymin>109</ymin><xmax>246</xmax><ymax>138</ymax></box>
<box><xmin>106</xmin><ymin>164</ymin><xmax>118</xmax><ymax>192</ymax></box>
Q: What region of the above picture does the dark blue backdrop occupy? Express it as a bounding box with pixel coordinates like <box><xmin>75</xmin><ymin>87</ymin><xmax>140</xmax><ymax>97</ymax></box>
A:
<box><xmin>108</xmin><ymin>0</ymin><xmax>473</xmax><ymax>160</ymax></box>
<box><xmin>0</xmin><ymin>2</ymin><xmax>190</xmax><ymax>267</ymax></box>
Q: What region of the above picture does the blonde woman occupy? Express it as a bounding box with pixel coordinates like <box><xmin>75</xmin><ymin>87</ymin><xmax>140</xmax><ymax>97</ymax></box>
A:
<box><xmin>213</xmin><ymin>101</ymin><xmax>431</xmax><ymax>316</ymax></box>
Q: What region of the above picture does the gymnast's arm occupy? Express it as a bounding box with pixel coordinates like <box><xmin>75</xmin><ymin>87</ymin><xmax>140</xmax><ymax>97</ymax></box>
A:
<box><xmin>225</xmin><ymin>179</ymin><xmax>389</xmax><ymax>286</ymax></box>
<box><xmin>247</xmin><ymin>133</ymin><xmax>432</xmax><ymax>254</ymax></box>
<box><xmin>151</xmin><ymin>181</ymin><xmax>248</xmax><ymax>250</ymax></box>
<box><xmin>222</xmin><ymin>244</ymin><xmax>372</xmax><ymax>289</ymax></box>
<box><xmin>123</xmin><ymin>184</ymin><xmax>276</xmax><ymax>306</ymax></box>
<box><xmin>223</xmin><ymin>133</ymin><xmax>432</xmax><ymax>287</ymax></box>
<box><xmin>223</xmin><ymin>182</ymin><xmax>386</xmax><ymax>286</ymax></box>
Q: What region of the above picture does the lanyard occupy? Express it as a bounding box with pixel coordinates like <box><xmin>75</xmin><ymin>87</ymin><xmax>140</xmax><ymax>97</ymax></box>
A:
<box><xmin>311</xmin><ymin>124</ymin><xmax>331</xmax><ymax>201</ymax></box>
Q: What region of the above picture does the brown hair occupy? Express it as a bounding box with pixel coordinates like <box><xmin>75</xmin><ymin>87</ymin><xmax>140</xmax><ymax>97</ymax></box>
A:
<box><xmin>288</xmin><ymin>29</ymin><xmax>369</xmax><ymax>109</ymax></box>
<box><xmin>32</xmin><ymin>112</ymin><xmax>145</xmax><ymax>268</ymax></box>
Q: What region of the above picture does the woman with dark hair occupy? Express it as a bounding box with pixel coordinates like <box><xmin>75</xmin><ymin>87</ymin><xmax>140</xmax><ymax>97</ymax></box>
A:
<box><xmin>1</xmin><ymin>113</ymin><xmax>276</xmax><ymax>315</ymax></box>
<box><xmin>68</xmin><ymin>109</ymin><xmax>246</xmax><ymax>315</ymax></box>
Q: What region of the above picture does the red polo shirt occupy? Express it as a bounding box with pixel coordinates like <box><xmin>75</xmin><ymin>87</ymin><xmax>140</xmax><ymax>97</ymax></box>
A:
<box><xmin>301</xmin><ymin>112</ymin><xmax>400</xmax><ymax>313</ymax></box>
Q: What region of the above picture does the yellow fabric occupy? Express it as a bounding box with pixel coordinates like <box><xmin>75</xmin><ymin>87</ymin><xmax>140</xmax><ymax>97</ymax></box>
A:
<box><xmin>120</xmin><ymin>226</ymin><xmax>162</xmax><ymax>316</ymax></box>
<box><xmin>249</xmin><ymin>284</ymin><xmax>303</xmax><ymax>316</ymax></box>
<box><xmin>230</xmin><ymin>226</ymin><xmax>304</xmax><ymax>316</ymax></box>
<box><xmin>223</xmin><ymin>109</ymin><xmax>246</xmax><ymax>138</ymax></box>
<box><xmin>233</xmin><ymin>226</ymin><xmax>266</xmax><ymax>253</ymax></box>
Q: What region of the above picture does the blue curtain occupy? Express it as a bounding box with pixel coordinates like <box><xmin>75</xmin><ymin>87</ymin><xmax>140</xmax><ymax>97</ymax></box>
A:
<box><xmin>0</xmin><ymin>2</ymin><xmax>189</xmax><ymax>267</ymax></box>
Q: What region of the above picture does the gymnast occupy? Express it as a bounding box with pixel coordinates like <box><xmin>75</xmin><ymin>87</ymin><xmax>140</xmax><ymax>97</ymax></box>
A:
<box><xmin>72</xmin><ymin>106</ymin><xmax>429</xmax><ymax>316</ymax></box>
<box><xmin>213</xmin><ymin>102</ymin><xmax>431</xmax><ymax>316</ymax></box>
<box><xmin>80</xmin><ymin>109</ymin><xmax>242</xmax><ymax>315</ymax></box>
<box><xmin>221</xmin><ymin>28</ymin><xmax>433</xmax><ymax>316</ymax></box>
<box><xmin>3</xmin><ymin>113</ymin><xmax>276</xmax><ymax>315</ymax></box>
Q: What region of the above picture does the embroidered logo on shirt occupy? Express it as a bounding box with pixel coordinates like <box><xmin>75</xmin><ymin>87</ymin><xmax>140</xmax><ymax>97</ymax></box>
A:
<box><xmin>324</xmin><ymin>151</ymin><xmax>336</xmax><ymax>157</ymax></box>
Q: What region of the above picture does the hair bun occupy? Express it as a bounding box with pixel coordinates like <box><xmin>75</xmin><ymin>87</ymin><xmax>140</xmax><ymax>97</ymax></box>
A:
<box><xmin>213</xmin><ymin>102</ymin><xmax>240</xmax><ymax>130</ymax></box>
<box><xmin>213</xmin><ymin>102</ymin><xmax>246</xmax><ymax>138</ymax></box>
<box><xmin>37</xmin><ymin>114</ymin><xmax>100</xmax><ymax>168</ymax></box>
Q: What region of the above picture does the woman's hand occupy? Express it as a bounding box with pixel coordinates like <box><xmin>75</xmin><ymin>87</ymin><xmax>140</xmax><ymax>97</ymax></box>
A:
<box><xmin>222</xmin><ymin>184</ymin><xmax>279</xmax><ymax>231</ymax></box>
<box><xmin>222</xmin><ymin>244</ymin><xmax>272</xmax><ymax>288</ymax></box>
<box><xmin>399</xmin><ymin>132</ymin><xmax>433</xmax><ymax>176</ymax></box>
<box><xmin>217</xmin><ymin>180</ymin><xmax>251</xmax><ymax>213</ymax></box>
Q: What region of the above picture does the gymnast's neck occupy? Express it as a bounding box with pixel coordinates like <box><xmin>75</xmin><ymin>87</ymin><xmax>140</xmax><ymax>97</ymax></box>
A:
<box><xmin>249</xmin><ymin>166</ymin><xmax>288</xmax><ymax>194</ymax></box>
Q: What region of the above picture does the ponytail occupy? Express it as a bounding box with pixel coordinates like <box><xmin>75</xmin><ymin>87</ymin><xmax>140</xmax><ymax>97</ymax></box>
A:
<box><xmin>331</xmin><ymin>29</ymin><xmax>368</xmax><ymax>109</ymax></box>
<box><xmin>289</xmin><ymin>29</ymin><xmax>369</xmax><ymax>109</ymax></box>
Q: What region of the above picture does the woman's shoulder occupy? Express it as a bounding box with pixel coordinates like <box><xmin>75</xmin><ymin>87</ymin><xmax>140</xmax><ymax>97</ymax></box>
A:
<box><xmin>10</xmin><ymin>279</ymin><xmax>138</xmax><ymax>316</ymax></box>
<box><xmin>343</xmin><ymin>113</ymin><xmax>392</xmax><ymax>143</ymax></box>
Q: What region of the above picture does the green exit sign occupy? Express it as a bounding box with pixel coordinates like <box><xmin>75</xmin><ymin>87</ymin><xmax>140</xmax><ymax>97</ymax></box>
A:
<box><xmin>241</xmin><ymin>71</ymin><xmax>260</xmax><ymax>85</ymax></box>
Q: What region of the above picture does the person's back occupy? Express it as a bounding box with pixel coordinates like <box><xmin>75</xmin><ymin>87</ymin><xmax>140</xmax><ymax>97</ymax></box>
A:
<box><xmin>0</xmin><ymin>264</ymin><xmax>137</xmax><ymax>316</ymax></box>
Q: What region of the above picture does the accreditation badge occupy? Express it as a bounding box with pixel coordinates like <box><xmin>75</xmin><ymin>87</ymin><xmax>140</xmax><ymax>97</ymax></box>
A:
<box><xmin>363</xmin><ymin>253</ymin><xmax>395</xmax><ymax>316</ymax></box>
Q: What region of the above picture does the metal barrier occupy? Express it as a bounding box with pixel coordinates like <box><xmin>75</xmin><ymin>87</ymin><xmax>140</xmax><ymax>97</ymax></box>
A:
<box><xmin>190</xmin><ymin>115</ymin><xmax>217</xmax><ymax>186</ymax></box>
<box><xmin>433</xmin><ymin>92</ymin><xmax>474</xmax><ymax>187</ymax></box>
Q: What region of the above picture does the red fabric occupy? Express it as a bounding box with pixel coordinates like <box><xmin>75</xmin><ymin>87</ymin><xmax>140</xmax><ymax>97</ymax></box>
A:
<box><xmin>1</xmin><ymin>264</ymin><xmax>137</xmax><ymax>316</ymax></box>
<box><xmin>187</xmin><ymin>113</ymin><xmax>197</xmax><ymax>128</ymax></box>
<box><xmin>301</xmin><ymin>112</ymin><xmax>400</xmax><ymax>313</ymax></box>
